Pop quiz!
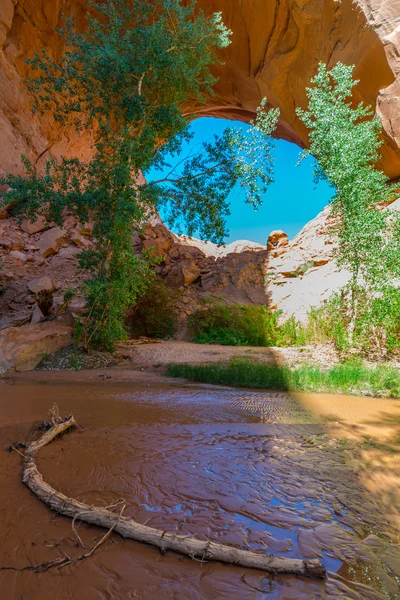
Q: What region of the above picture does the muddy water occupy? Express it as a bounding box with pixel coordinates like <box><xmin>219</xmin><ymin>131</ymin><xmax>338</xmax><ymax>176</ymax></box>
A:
<box><xmin>1</xmin><ymin>379</ymin><xmax>400</xmax><ymax>599</ymax></box>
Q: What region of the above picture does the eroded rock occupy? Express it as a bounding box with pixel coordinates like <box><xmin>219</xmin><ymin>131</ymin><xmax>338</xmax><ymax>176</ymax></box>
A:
<box><xmin>166</xmin><ymin>262</ymin><xmax>202</xmax><ymax>288</ymax></box>
<box><xmin>9</xmin><ymin>250</ymin><xmax>28</xmax><ymax>263</ymax></box>
<box><xmin>38</xmin><ymin>227</ymin><xmax>68</xmax><ymax>258</ymax></box>
<box><xmin>20</xmin><ymin>216</ymin><xmax>47</xmax><ymax>235</ymax></box>
<box><xmin>1</xmin><ymin>0</ymin><xmax>400</xmax><ymax>180</ymax></box>
<box><xmin>0</xmin><ymin>319</ymin><xmax>74</xmax><ymax>374</ymax></box>
<box><xmin>0</xmin><ymin>237</ymin><xmax>12</xmax><ymax>250</ymax></box>
<box><xmin>267</xmin><ymin>230</ymin><xmax>289</xmax><ymax>250</ymax></box>
<box><xmin>28</xmin><ymin>276</ymin><xmax>54</xmax><ymax>295</ymax></box>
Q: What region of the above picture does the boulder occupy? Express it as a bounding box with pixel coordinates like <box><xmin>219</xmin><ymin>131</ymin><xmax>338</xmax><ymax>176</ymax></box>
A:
<box><xmin>63</xmin><ymin>215</ymin><xmax>79</xmax><ymax>229</ymax></box>
<box><xmin>267</xmin><ymin>230</ymin><xmax>289</xmax><ymax>250</ymax></box>
<box><xmin>9</xmin><ymin>250</ymin><xmax>28</xmax><ymax>262</ymax></box>
<box><xmin>12</xmin><ymin>241</ymin><xmax>25</xmax><ymax>251</ymax></box>
<box><xmin>0</xmin><ymin>237</ymin><xmax>12</xmax><ymax>250</ymax></box>
<box><xmin>0</xmin><ymin>320</ymin><xmax>74</xmax><ymax>374</ymax></box>
<box><xmin>20</xmin><ymin>215</ymin><xmax>47</xmax><ymax>235</ymax></box>
<box><xmin>77</xmin><ymin>222</ymin><xmax>93</xmax><ymax>237</ymax></box>
<box><xmin>28</xmin><ymin>276</ymin><xmax>55</xmax><ymax>294</ymax></box>
<box><xmin>8</xmin><ymin>312</ymin><xmax>32</xmax><ymax>327</ymax></box>
<box><xmin>38</xmin><ymin>227</ymin><xmax>68</xmax><ymax>258</ymax></box>
<box><xmin>139</xmin><ymin>223</ymin><xmax>157</xmax><ymax>240</ymax></box>
<box><xmin>70</xmin><ymin>230</ymin><xmax>90</xmax><ymax>248</ymax></box>
<box><xmin>142</xmin><ymin>236</ymin><xmax>171</xmax><ymax>258</ymax></box>
<box><xmin>30</xmin><ymin>304</ymin><xmax>43</xmax><ymax>324</ymax></box>
<box><xmin>169</xmin><ymin>246</ymin><xmax>181</xmax><ymax>260</ymax></box>
<box><xmin>58</xmin><ymin>245</ymin><xmax>81</xmax><ymax>259</ymax></box>
<box><xmin>166</xmin><ymin>262</ymin><xmax>201</xmax><ymax>288</ymax></box>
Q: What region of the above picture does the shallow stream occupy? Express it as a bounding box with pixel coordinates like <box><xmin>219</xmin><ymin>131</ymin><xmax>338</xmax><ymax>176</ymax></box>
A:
<box><xmin>0</xmin><ymin>379</ymin><xmax>399</xmax><ymax>599</ymax></box>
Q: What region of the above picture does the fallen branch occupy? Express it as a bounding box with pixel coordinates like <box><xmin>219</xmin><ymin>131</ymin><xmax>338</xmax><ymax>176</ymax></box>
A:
<box><xmin>18</xmin><ymin>409</ymin><xmax>326</xmax><ymax>579</ymax></box>
<box><xmin>0</xmin><ymin>556</ymin><xmax>71</xmax><ymax>574</ymax></box>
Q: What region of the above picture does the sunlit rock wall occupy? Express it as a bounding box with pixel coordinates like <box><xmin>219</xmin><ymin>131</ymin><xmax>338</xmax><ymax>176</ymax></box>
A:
<box><xmin>0</xmin><ymin>0</ymin><xmax>400</xmax><ymax>179</ymax></box>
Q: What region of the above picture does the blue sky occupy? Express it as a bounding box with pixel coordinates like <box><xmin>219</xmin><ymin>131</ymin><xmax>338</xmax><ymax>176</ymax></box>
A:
<box><xmin>147</xmin><ymin>117</ymin><xmax>333</xmax><ymax>243</ymax></box>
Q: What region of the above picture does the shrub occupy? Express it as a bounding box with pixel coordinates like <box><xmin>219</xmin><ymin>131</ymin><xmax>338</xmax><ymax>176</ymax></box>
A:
<box><xmin>306</xmin><ymin>287</ymin><xmax>400</xmax><ymax>356</ymax></box>
<box><xmin>127</xmin><ymin>278</ymin><xmax>177</xmax><ymax>339</ymax></box>
<box><xmin>188</xmin><ymin>299</ymin><xmax>306</xmax><ymax>347</ymax></box>
<box><xmin>277</xmin><ymin>315</ymin><xmax>307</xmax><ymax>347</ymax></box>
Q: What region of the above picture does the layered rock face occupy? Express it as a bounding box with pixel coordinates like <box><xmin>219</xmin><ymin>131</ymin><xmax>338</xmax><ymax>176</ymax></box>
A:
<box><xmin>0</xmin><ymin>1</ymin><xmax>400</xmax><ymax>179</ymax></box>
<box><xmin>0</xmin><ymin>214</ymin><xmax>269</xmax><ymax>338</ymax></box>
<box><xmin>0</xmin><ymin>212</ymin><xmax>89</xmax><ymax>330</ymax></box>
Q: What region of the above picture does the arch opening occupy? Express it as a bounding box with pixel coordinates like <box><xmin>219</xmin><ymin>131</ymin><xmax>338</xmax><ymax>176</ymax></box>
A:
<box><xmin>146</xmin><ymin>116</ymin><xmax>333</xmax><ymax>246</ymax></box>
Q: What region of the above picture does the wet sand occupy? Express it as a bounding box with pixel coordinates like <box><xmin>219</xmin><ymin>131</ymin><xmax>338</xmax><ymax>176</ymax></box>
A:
<box><xmin>1</xmin><ymin>377</ymin><xmax>400</xmax><ymax>599</ymax></box>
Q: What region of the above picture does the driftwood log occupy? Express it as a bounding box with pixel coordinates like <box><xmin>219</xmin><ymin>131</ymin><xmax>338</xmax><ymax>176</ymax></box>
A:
<box><xmin>20</xmin><ymin>410</ymin><xmax>326</xmax><ymax>579</ymax></box>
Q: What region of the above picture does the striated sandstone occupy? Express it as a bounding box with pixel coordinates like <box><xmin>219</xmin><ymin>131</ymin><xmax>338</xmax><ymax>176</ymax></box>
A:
<box><xmin>266</xmin><ymin>198</ymin><xmax>400</xmax><ymax>321</ymax></box>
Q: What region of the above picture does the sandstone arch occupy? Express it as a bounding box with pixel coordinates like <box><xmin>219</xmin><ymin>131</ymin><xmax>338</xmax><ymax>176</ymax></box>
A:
<box><xmin>0</xmin><ymin>0</ymin><xmax>400</xmax><ymax>178</ymax></box>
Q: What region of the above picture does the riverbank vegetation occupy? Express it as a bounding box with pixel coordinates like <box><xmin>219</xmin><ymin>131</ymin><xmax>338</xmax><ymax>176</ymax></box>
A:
<box><xmin>187</xmin><ymin>296</ymin><xmax>400</xmax><ymax>358</ymax></box>
<box><xmin>167</xmin><ymin>359</ymin><xmax>400</xmax><ymax>399</ymax></box>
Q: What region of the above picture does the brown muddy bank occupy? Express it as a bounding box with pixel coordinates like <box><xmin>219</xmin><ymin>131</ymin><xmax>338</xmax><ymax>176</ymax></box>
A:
<box><xmin>0</xmin><ymin>378</ymin><xmax>400</xmax><ymax>599</ymax></box>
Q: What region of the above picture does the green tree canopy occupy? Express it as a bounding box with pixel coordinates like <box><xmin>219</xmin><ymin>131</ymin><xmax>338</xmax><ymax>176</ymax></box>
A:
<box><xmin>297</xmin><ymin>62</ymin><xmax>400</xmax><ymax>350</ymax></box>
<box><xmin>297</xmin><ymin>62</ymin><xmax>399</xmax><ymax>290</ymax></box>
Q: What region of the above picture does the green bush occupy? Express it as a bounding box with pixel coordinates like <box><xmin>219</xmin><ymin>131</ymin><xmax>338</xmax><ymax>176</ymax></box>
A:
<box><xmin>188</xmin><ymin>299</ymin><xmax>306</xmax><ymax>347</ymax></box>
<box><xmin>277</xmin><ymin>315</ymin><xmax>308</xmax><ymax>347</ymax></box>
<box><xmin>127</xmin><ymin>278</ymin><xmax>177</xmax><ymax>339</ymax></box>
<box><xmin>306</xmin><ymin>287</ymin><xmax>400</xmax><ymax>356</ymax></box>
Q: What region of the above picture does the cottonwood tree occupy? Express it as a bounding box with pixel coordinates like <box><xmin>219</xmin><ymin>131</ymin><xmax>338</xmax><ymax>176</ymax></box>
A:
<box><xmin>1</xmin><ymin>0</ymin><xmax>279</xmax><ymax>350</ymax></box>
<box><xmin>297</xmin><ymin>62</ymin><xmax>400</xmax><ymax>350</ymax></box>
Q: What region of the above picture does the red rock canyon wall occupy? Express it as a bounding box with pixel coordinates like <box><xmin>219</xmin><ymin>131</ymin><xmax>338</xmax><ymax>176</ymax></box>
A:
<box><xmin>0</xmin><ymin>0</ymin><xmax>400</xmax><ymax>179</ymax></box>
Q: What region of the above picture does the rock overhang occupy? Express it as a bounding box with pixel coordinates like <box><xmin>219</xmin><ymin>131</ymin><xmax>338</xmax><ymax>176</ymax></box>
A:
<box><xmin>0</xmin><ymin>0</ymin><xmax>400</xmax><ymax>178</ymax></box>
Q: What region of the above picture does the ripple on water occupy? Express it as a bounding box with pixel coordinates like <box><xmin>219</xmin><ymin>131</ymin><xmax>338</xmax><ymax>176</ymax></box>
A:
<box><xmin>0</xmin><ymin>379</ymin><xmax>399</xmax><ymax>599</ymax></box>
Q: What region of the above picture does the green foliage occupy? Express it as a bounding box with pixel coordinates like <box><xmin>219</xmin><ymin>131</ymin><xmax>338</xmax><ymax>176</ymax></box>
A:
<box><xmin>127</xmin><ymin>278</ymin><xmax>177</xmax><ymax>339</ymax></box>
<box><xmin>167</xmin><ymin>359</ymin><xmax>400</xmax><ymax>399</ymax></box>
<box><xmin>188</xmin><ymin>300</ymin><xmax>306</xmax><ymax>347</ymax></box>
<box><xmin>63</xmin><ymin>287</ymin><xmax>78</xmax><ymax>303</ymax></box>
<box><xmin>297</xmin><ymin>62</ymin><xmax>399</xmax><ymax>286</ymax></box>
<box><xmin>0</xmin><ymin>0</ymin><xmax>279</xmax><ymax>350</ymax></box>
<box><xmin>297</xmin><ymin>62</ymin><xmax>400</xmax><ymax>348</ymax></box>
<box><xmin>307</xmin><ymin>287</ymin><xmax>400</xmax><ymax>356</ymax></box>
<box><xmin>278</xmin><ymin>316</ymin><xmax>307</xmax><ymax>346</ymax></box>
<box><xmin>152</xmin><ymin>98</ymin><xmax>280</xmax><ymax>241</ymax></box>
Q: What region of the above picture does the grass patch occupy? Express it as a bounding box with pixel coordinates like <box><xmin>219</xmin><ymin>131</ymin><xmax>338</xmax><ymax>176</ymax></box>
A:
<box><xmin>167</xmin><ymin>359</ymin><xmax>400</xmax><ymax>398</ymax></box>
